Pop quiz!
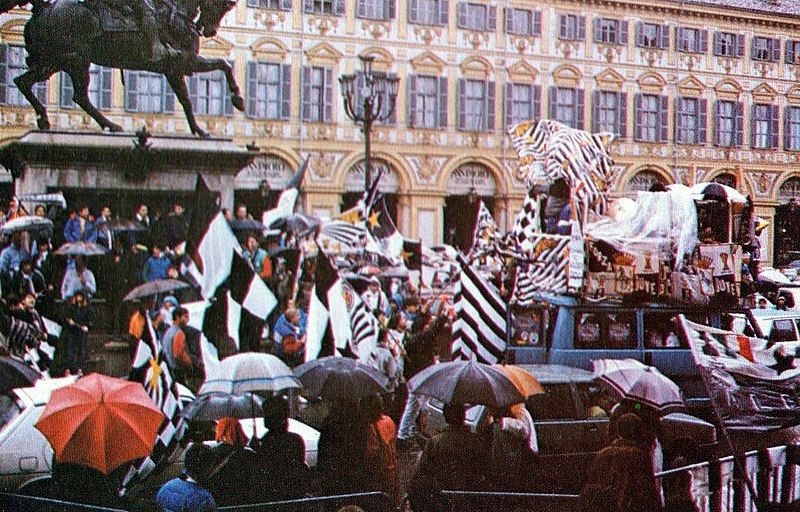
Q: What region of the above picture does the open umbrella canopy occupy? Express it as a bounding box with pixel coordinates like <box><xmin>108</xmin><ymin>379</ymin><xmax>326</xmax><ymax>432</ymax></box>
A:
<box><xmin>294</xmin><ymin>356</ymin><xmax>388</xmax><ymax>401</ymax></box>
<box><xmin>689</xmin><ymin>182</ymin><xmax>748</xmax><ymax>204</ymax></box>
<box><xmin>200</xmin><ymin>353</ymin><xmax>301</xmax><ymax>395</ymax></box>
<box><xmin>408</xmin><ymin>359</ymin><xmax>524</xmax><ymax>409</ymax></box>
<box><xmin>34</xmin><ymin>373</ymin><xmax>165</xmax><ymax>474</ymax></box>
<box><xmin>182</xmin><ymin>392</ymin><xmax>264</xmax><ymax>423</ymax></box>
<box><xmin>495</xmin><ymin>364</ymin><xmax>545</xmax><ymax>398</ymax></box>
<box><xmin>55</xmin><ymin>242</ymin><xmax>108</xmax><ymax>256</ymax></box>
<box><xmin>0</xmin><ymin>355</ymin><xmax>41</xmax><ymax>393</ymax></box>
<box><xmin>592</xmin><ymin>359</ymin><xmax>684</xmax><ymax>414</ymax></box>
<box><xmin>230</xmin><ymin>218</ymin><xmax>269</xmax><ymax>233</ymax></box>
<box><xmin>92</xmin><ymin>218</ymin><xmax>148</xmax><ymax>233</ymax></box>
<box><xmin>269</xmin><ymin>213</ymin><xmax>320</xmax><ymax>233</ymax></box>
<box><xmin>1</xmin><ymin>216</ymin><xmax>54</xmax><ymax>235</ymax></box>
<box><xmin>123</xmin><ymin>279</ymin><xmax>193</xmax><ymax>302</ymax></box>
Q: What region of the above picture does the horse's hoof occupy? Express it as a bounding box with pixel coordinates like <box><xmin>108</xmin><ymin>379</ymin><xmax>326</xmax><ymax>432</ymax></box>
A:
<box><xmin>194</xmin><ymin>129</ymin><xmax>209</xmax><ymax>138</ymax></box>
<box><xmin>106</xmin><ymin>123</ymin><xmax>123</xmax><ymax>133</ymax></box>
<box><xmin>232</xmin><ymin>95</ymin><xmax>245</xmax><ymax>112</ymax></box>
<box><xmin>36</xmin><ymin>118</ymin><xmax>50</xmax><ymax>131</ymax></box>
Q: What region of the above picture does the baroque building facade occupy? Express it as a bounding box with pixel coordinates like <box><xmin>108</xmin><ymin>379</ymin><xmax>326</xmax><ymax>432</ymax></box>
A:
<box><xmin>1</xmin><ymin>0</ymin><xmax>799</xmax><ymax>262</ymax></box>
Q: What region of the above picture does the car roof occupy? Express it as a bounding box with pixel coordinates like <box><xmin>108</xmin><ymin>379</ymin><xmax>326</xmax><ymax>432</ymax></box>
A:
<box><xmin>13</xmin><ymin>375</ymin><xmax>79</xmax><ymax>406</ymax></box>
<box><xmin>514</xmin><ymin>364</ymin><xmax>594</xmax><ymax>385</ymax></box>
<box><xmin>750</xmin><ymin>308</ymin><xmax>800</xmax><ymax>320</ymax></box>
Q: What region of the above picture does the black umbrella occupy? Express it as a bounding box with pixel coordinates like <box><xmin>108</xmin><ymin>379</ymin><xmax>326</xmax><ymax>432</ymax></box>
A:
<box><xmin>123</xmin><ymin>279</ymin><xmax>193</xmax><ymax>302</ymax></box>
<box><xmin>93</xmin><ymin>218</ymin><xmax>148</xmax><ymax>233</ymax></box>
<box><xmin>230</xmin><ymin>218</ymin><xmax>269</xmax><ymax>233</ymax></box>
<box><xmin>294</xmin><ymin>356</ymin><xmax>388</xmax><ymax>401</ymax></box>
<box><xmin>269</xmin><ymin>213</ymin><xmax>320</xmax><ymax>233</ymax></box>
<box><xmin>181</xmin><ymin>392</ymin><xmax>264</xmax><ymax>423</ymax></box>
<box><xmin>0</xmin><ymin>356</ymin><xmax>41</xmax><ymax>393</ymax></box>
<box><xmin>407</xmin><ymin>359</ymin><xmax>524</xmax><ymax>409</ymax></box>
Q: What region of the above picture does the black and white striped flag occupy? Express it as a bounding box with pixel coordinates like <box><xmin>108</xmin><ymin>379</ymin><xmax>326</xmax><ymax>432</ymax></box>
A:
<box><xmin>451</xmin><ymin>254</ymin><xmax>508</xmax><ymax>364</ymax></box>
<box><xmin>123</xmin><ymin>316</ymin><xmax>187</xmax><ymax>495</ymax></box>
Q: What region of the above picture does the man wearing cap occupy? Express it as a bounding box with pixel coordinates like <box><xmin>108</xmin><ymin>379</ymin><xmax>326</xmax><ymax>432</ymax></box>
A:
<box><xmin>154</xmin><ymin>295</ymin><xmax>180</xmax><ymax>338</ymax></box>
<box><xmin>363</xmin><ymin>277</ymin><xmax>390</xmax><ymax>317</ymax></box>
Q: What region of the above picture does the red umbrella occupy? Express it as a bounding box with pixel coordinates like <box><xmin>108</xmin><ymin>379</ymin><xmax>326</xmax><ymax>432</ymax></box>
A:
<box><xmin>34</xmin><ymin>373</ymin><xmax>165</xmax><ymax>474</ymax></box>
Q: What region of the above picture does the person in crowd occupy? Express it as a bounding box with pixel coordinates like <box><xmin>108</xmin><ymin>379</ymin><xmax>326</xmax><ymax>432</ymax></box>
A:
<box><xmin>408</xmin><ymin>403</ymin><xmax>491</xmax><ymax>512</ymax></box>
<box><xmin>362</xmin><ymin>277</ymin><xmax>390</xmax><ymax>317</ymax></box>
<box><xmin>162</xmin><ymin>307</ymin><xmax>199</xmax><ymax>386</ymax></box>
<box><xmin>135</xmin><ymin>203</ymin><xmax>151</xmax><ymax>228</ymax></box>
<box><xmin>61</xmin><ymin>255</ymin><xmax>96</xmax><ymax>300</ymax></box>
<box><xmin>222</xmin><ymin>208</ymin><xmax>232</xmax><ymax>222</ymax></box>
<box><xmin>777</xmin><ymin>296</ymin><xmax>789</xmax><ymax>311</ymax></box>
<box><xmin>143</xmin><ymin>245</ymin><xmax>172</xmax><ymax>282</ymax></box>
<box><xmin>0</xmin><ymin>231</ymin><xmax>30</xmax><ymax>284</ymax></box>
<box><xmin>243</xmin><ymin>234</ymin><xmax>271</xmax><ymax>279</ymax></box>
<box><xmin>317</xmin><ymin>399</ymin><xmax>369</xmax><ymax>495</ymax></box>
<box><xmin>361</xmin><ymin>394</ymin><xmax>398</xmax><ymax>505</ymax></box>
<box><xmin>581</xmin><ymin>413</ymin><xmax>662</xmax><ymax>512</ymax></box>
<box><xmin>369</xmin><ymin>329</ymin><xmax>399</xmax><ymax>393</ymax></box>
<box><xmin>491</xmin><ymin>402</ymin><xmax>538</xmax><ymax>492</ymax></box>
<box><xmin>544</xmin><ymin>178</ymin><xmax>570</xmax><ymax>235</ymax></box>
<box><xmin>164</xmin><ymin>203</ymin><xmax>189</xmax><ymax>249</ymax></box>
<box><xmin>402</xmin><ymin>295</ymin><xmax>421</xmax><ymax>325</ymax></box>
<box><xmin>271</xmin><ymin>257</ymin><xmax>294</xmax><ymax>309</ymax></box>
<box><xmin>33</xmin><ymin>204</ymin><xmax>46</xmax><ymax>218</ymax></box>
<box><xmin>255</xmin><ymin>397</ymin><xmax>309</xmax><ymax>501</ymax></box>
<box><xmin>10</xmin><ymin>256</ymin><xmax>47</xmax><ymax>305</ymax></box>
<box><xmin>63</xmin><ymin>205</ymin><xmax>97</xmax><ymax>243</ymax></box>
<box><xmin>205</xmin><ymin>417</ymin><xmax>258</xmax><ymax>506</ymax></box>
<box><xmin>234</xmin><ymin>204</ymin><xmax>250</xmax><ymax>221</ymax></box>
<box><xmin>397</xmin><ymin>310</ymin><xmax>438</xmax><ymax>445</ymax></box>
<box><xmin>156</xmin><ymin>443</ymin><xmax>217</xmax><ymax>512</ymax></box>
<box><xmin>60</xmin><ymin>290</ymin><xmax>93</xmax><ymax>375</ymax></box>
<box><xmin>154</xmin><ymin>295</ymin><xmax>180</xmax><ymax>338</ymax></box>
<box><xmin>51</xmin><ymin>460</ymin><xmax>126</xmax><ymax>508</ymax></box>
<box><xmin>95</xmin><ymin>205</ymin><xmax>113</xmax><ymax>244</ymax></box>
<box><xmin>758</xmin><ymin>297</ymin><xmax>770</xmax><ymax>309</ymax></box>
<box><xmin>272</xmin><ymin>307</ymin><xmax>305</xmax><ymax>366</ymax></box>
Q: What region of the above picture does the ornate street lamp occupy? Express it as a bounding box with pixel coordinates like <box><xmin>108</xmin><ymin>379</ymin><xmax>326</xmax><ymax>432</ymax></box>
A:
<box><xmin>339</xmin><ymin>55</ymin><xmax>400</xmax><ymax>191</ymax></box>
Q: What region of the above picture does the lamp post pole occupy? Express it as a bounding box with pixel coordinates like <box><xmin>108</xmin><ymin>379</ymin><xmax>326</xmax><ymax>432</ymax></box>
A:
<box><xmin>339</xmin><ymin>55</ymin><xmax>399</xmax><ymax>192</ymax></box>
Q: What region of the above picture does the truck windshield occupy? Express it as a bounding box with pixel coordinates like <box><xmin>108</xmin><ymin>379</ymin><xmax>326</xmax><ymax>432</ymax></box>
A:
<box><xmin>0</xmin><ymin>394</ymin><xmax>22</xmax><ymax>433</ymax></box>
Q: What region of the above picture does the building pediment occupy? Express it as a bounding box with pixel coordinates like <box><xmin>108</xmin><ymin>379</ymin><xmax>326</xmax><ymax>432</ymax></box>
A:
<box><xmin>552</xmin><ymin>65</ymin><xmax>582</xmax><ymax>88</ymax></box>
<box><xmin>0</xmin><ymin>19</ymin><xmax>26</xmax><ymax>45</ymax></box>
<box><xmin>410</xmin><ymin>52</ymin><xmax>446</xmax><ymax>76</ymax></box>
<box><xmin>714</xmin><ymin>78</ymin><xmax>743</xmax><ymax>101</ymax></box>
<box><xmin>677</xmin><ymin>76</ymin><xmax>705</xmax><ymax>97</ymax></box>
<box><xmin>251</xmin><ymin>37</ymin><xmax>289</xmax><ymax>62</ymax></box>
<box><xmin>460</xmin><ymin>56</ymin><xmax>492</xmax><ymax>80</ymax></box>
<box><xmin>507</xmin><ymin>61</ymin><xmax>538</xmax><ymax>84</ymax></box>
<box><xmin>595</xmin><ymin>68</ymin><xmax>625</xmax><ymax>90</ymax></box>
<box><xmin>637</xmin><ymin>72</ymin><xmax>666</xmax><ymax>94</ymax></box>
<box><xmin>787</xmin><ymin>85</ymin><xmax>800</xmax><ymax>106</ymax></box>
<box><xmin>752</xmin><ymin>82</ymin><xmax>777</xmax><ymax>103</ymax></box>
<box><xmin>200</xmin><ymin>36</ymin><xmax>234</xmax><ymax>58</ymax></box>
<box><xmin>361</xmin><ymin>48</ymin><xmax>394</xmax><ymax>73</ymax></box>
<box><xmin>304</xmin><ymin>42</ymin><xmax>343</xmax><ymax>67</ymax></box>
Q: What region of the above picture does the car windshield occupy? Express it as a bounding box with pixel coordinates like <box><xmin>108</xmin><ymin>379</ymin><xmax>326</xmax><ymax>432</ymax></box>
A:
<box><xmin>0</xmin><ymin>394</ymin><xmax>22</xmax><ymax>433</ymax></box>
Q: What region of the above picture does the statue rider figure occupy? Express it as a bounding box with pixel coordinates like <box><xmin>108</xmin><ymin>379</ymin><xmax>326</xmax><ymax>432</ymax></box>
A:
<box><xmin>96</xmin><ymin>0</ymin><xmax>178</xmax><ymax>62</ymax></box>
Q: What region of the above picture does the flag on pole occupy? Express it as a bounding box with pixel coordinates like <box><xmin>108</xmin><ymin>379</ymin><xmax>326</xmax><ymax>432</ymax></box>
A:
<box><xmin>451</xmin><ymin>254</ymin><xmax>508</xmax><ymax>364</ymax></box>
<box><xmin>305</xmin><ymin>250</ymin><xmax>357</xmax><ymax>361</ymax></box>
<box><xmin>469</xmin><ymin>200</ymin><xmax>501</xmax><ymax>258</ymax></box>
<box><xmin>262</xmin><ymin>157</ymin><xmax>309</xmax><ymax>228</ymax></box>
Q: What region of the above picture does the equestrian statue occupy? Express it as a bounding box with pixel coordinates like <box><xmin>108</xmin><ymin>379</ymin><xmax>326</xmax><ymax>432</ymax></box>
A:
<box><xmin>0</xmin><ymin>0</ymin><xmax>244</xmax><ymax>136</ymax></box>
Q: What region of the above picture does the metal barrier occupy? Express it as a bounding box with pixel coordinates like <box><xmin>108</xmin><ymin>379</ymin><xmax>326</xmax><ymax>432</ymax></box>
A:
<box><xmin>0</xmin><ymin>492</ymin><xmax>128</xmax><ymax>512</ymax></box>
<box><xmin>654</xmin><ymin>445</ymin><xmax>800</xmax><ymax>512</ymax></box>
<box><xmin>217</xmin><ymin>492</ymin><xmax>395</xmax><ymax>512</ymax></box>
<box><xmin>440</xmin><ymin>490</ymin><xmax>581</xmax><ymax>512</ymax></box>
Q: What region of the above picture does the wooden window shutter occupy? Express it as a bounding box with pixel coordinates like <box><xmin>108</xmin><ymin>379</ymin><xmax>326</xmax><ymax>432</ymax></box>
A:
<box><xmin>635</xmin><ymin>22</ymin><xmax>643</xmax><ymax>48</ymax></box>
<box><xmin>504</xmin><ymin>82</ymin><xmax>513</xmax><ymax>128</ymax></box>
<box><xmin>786</xmin><ymin>40</ymin><xmax>794</xmax><ymax>63</ymax></box>
<box><xmin>281</xmin><ymin>64</ymin><xmax>291</xmax><ymax>119</ymax></box>
<box><xmin>713</xmin><ymin>32</ymin><xmax>722</xmax><ymax>56</ymax></box>
<box><xmin>280</xmin><ymin>0</ymin><xmax>292</xmax><ymax>10</ymax></box>
<box><xmin>559</xmin><ymin>14</ymin><xmax>567</xmax><ymax>39</ymax></box>
<box><xmin>619</xmin><ymin>20</ymin><xmax>628</xmax><ymax>44</ymax></box>
<box><xmin>223</xmin><ymin>68</ymin><xmax>234</xmax><ymax>117</ymax></box>
<box><xmin>660</xmin><ymin>24</ymin><xmax>670</xmax><ymax>49</ymax></box>
<box><xmin>771</xmin><ymin>104</ymin><xmax>780</xmax><ymax>149</ymax></box>
<box><xmin>0</xmin><ymin>45</ymin><xmax>7</xmax><ymax>105</ymax></box>
<box><xmin>187</xmin><ymin>74</ymin><xmax>199</xmax><ymax>108</ymax></box>
<box><xmin>408</xmin><ymin>0</ymin><xmax>418</xmax><ymax>22</ymax></box>
<box><xmin>674</xmin><ymin>97</ymin><xmax>684</xmax><ymax>143</ymax></box>
<box><xmin>504</xmin><ymin>7</ymin><xmax>514</xmax><ymax>34</ymax></box>
<box><xmin>750</xmin><ymin>36</ymin><xmax>759</xmax><ymax>60</ymax></box>
<box><xmin>437</xmin><ymin>76</ymin><xmax>448</xmax><ymax>128</ymax></box>
<box><xmin>301</xmin><ymin>66</ymin><xmax>312</xmax><ymax>121</ymax></box>
<box><xmin>487</xmin><ymin>6</ymin><xmax>497</xmax><ymax>32</ymax></box>
<box><xmin>736</xmin><ymin>33</ymin><xmax>745</xmax><ymax>57</ymax></box>
<box><xmin>533</xmin><ymin>85</ymin><xmax>541</xmax><ymax>120</ymax></box>
<box><xmin>303</xmin><ymin>0</ymin><xmax>313</xmax><ymax>12</ymax></box>
<box><xmin>785</xmin><ymin>106</ymin><xmax>791</xmax><ymax>149</ymax></box>
<box><xmin>713</xmin><ymin>100</ymin><xmax>720</xmax><ymax>146</ymax></box>
<box><xmin>633</xmin><ymin>93</ymin><xmax>643</xmax><ymax>140</ymax></box>
<box><xmin>163</xmin><ymin>77</ymin><xmax>175</xmax><ymax>114</ymax></box>
<box><xmin>457</xmin><ymin>78</ymin><xmax>466</xmax><ymax>129</ymax></box>
<box><xmin>246</xmin><ymin>62</ymin><xmax>258</xmax><ymax>118</ymax></box>
<box><xmin>486</xmin><ymin>81</ymin><xmax>495</xmax><ymax>131</ymax></box>
<box><xmin>456</xmin><ymin>2</ymin><xmax>466</xmax><ymax>29</ymax></box>
<box><xmin>407</xmin><ymin>75</ymin><xmax>417</xmax><ymax>128</ymax></box>
<box><xmin>592</xmin><ymin>90</ymin><xmax>600</xmax><ymax>132</ymax></box>
<box><xmin>735</xmin><ymin>102</ymin><xmax>744</xmax><ymax>147</ymax></box>
<box><xmin>100</xmin><ymin>67</ymin><xmax>112</xmax><ymax>109</ymax></box>
<box><xmin>592</xmin><ymin>18</ymin><xmax>601</xmax><ymax>43</ymax></box>
<box><xmin>658</xmin><ymin>94</ymin><xmax>669</xmax><ymax>142</ymax></box>
<box><xmin>323</xmin><ymin>68</ymin><xmax>334</xmax><ymax>122</ymax></box>
<box><xmin>548</xmin><ymin>86</ymin><xmax>557</xmax><ymax>120</ymax></box>
<box><xmin>771</xmin><ymin>38</ymin><xmax>781</xmax><ymax>62</ymax></box>
<box><xmin>334</xmin><ymin>0</ymin><xmax>345</xmax><ymax>15</ymax></box>
<box><xmin>698</xmin><ymin>98</ymin><xmax>707</xmax><ymax>145</ymax></box>
<box><xmin>577</xmin><ymin>16</ymin><xmax>586</xmax><ymax>40</ymax></box>
<box><xmin>750</xmin><ymin>105</ymin><xmax>756</xmax><ymax>148</ymax></box>
<box><xmin>699</xmin><ymin>30</ymin><xmax>708</xmax><ymax>53</ymax></box>
<box><xmin>618</xmin><ymin>92</ymin><xmax>627</xmax><ymax>138</ymax></box>
<box><xmin>438</xmin><ymin>0</ymin><xmax>448</xmax><ymax>25</ymax></box>
<box><xmin>60</xmin><ymin>72</ymin><xmax>74</xmax><ymax>109</ymax></box>
<box><xmin>575</xmin><ymin>88</ymin><xmax>585</xmax><ymax>129</ymax></box>
<box><xmin>356</xmin><ymin>0</ymin><xmax>366</xmax><ymax>18</ymax></box>
<box><xmin>533</xmin><ymin>11</ymin><xmax>541</xmax><ymax>36</ymax></box>
<box><xmin>386</xmin><ymin>0</ymin><xmax>395</xmax><ymax>19</ymax></box>
<box><xmin>125</xmin><ymin>71</ymin><xmax>138</xmax><ymax>112</ymax></box>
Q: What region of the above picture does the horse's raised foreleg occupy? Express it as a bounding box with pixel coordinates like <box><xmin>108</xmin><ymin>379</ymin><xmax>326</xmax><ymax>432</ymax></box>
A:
<box><xmin>187</xmin><ymin>56</ymin><xmax>244</xmax><ymax>112</ymax></box>
<box><xmin>13</xmin><ymin>66</ymin><xmax>54</xmax><ymax>130</ymax></box>
<box><xmin>64</xmin><ymin>65</ymin><xmax>122</xmax><ymax>133</ymax></box>
<box><xmin>165</xmin><ymin>72</ymin><xmax>207</xmax><ymax>137</ymax></box>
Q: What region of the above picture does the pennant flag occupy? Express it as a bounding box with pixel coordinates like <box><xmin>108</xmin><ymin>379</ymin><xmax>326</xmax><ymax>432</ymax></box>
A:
<box><xmin>345</xmin><ymin>281</ymin><xmax>380</xmax><ymax>361</ymax></box>
<box><xmin>262</xmin><ymin>157</ymin><xmax>309</xmax><ymax>228</ymax></box>
<box><xmin>402</xmin><ymin>239</ymin><xmax>422</xmax><ymax>271</ymax></box>
<box><xmin>123</xmin><ymin>316</ymin><xmax>187</xmax><ymax>495</ymax></box>
<box><xmin>469</xmin><ymin>200</ymin><xmax>501</xmax><ymax>258</ymax></box>
<box><xmin>319</xmin><ymin>219</ymin><xmax>369</xmax><ymax>250</ymax></box>
<box><xmin>367</xmin><ymin>195</ymin><xmax>404</xmax><ymax>260</ymax></box>
<box><xmin>679</xmin><ymin>315</ymin><xmax>800</xmax><ymax>432</ymax></box>
<box><xmin>451</xmin><ymin>254</ymin><xmax>507</xmax><ymax>364</ymax></box>
<box><xmin>305</xmin><ymin>250</ymin><xmax>354</xmax><ymax>361</ymax></box>
<box><xmin>512</xmin><ymin>234</ymin><xmax>571</xmax><ymax>304</ymax></box>
<box><xmin>183</xmin><ymin>175</ymin><xmax>220</xmax><ymax>276</ymax></box>
<box><xmin>510</xmin><ymin>190</ymin><xmax>542</xmax><ymax>254</ymax></box>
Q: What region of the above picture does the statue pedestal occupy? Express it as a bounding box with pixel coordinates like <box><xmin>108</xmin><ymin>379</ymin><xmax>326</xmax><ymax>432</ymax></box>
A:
<box><xmin>0</xmin><ymin>130</ymin><xmax>255</xmax><ymax>210</ymax></box>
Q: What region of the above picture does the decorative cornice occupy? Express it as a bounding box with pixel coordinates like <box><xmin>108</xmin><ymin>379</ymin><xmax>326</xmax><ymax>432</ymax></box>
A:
<box><xmin>304</xmin><ymin>42</ymin><xmax>343</xmax><ymax>66</ymax></box>
<box><xmin>410</xmin><ymin>51</ymin><xmax>446</xmax><ymax>75</ymax></box>
<box><xmin>250</xmin><ymin>37</ymin><xmax>289</xmax><ymax>62</ymax></box>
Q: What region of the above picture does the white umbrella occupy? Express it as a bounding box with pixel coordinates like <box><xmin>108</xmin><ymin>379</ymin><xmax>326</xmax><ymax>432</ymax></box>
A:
<box><xmin>55</xmin><ymin>241</ymin><xmax>108</xmax><ymax>256</ymax></box>
<box><xmin>1</xmin><ymin>216</ymin><xmax>53</xmax><ymax>235</ymax></box>
<box><xmin>592</xmin><ymin>359</ymin><xmax>684</xmax><ymax>414</ymax></box>
<box><xmin>199</xmin><ymin>353</ymin><xmax>301</xmax><ymax>394</ymax></box>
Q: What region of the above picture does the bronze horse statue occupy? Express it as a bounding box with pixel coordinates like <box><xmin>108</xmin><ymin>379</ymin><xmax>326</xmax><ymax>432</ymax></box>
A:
<box><xmin>1</xmin><ymin>0</ymin><xmax>244</xmax><ymax>136</ymax></box>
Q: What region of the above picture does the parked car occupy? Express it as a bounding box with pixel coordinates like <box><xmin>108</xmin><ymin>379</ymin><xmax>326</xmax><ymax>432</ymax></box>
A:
<box><xmin>0</xmin><ymin>377</ymin><xmax>319</xmax><ymax>495</ymax></box>
<box><xmin>419</xmin><ymin>364</ymin><xmax>717</xmax><ymax>493</ymax></box>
